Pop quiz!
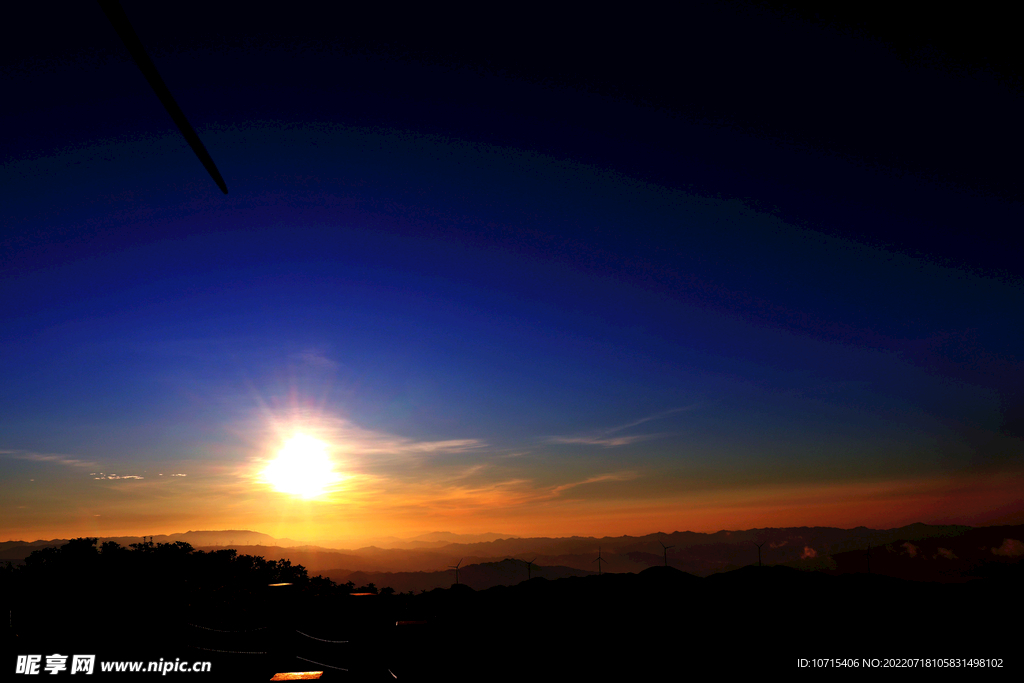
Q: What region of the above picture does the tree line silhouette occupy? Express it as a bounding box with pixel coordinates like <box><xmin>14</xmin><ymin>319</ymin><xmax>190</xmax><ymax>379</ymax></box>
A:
<box><xmin>0</xmin><ymin>538</ymin><xmax>414</xmax><ymax>678</ymax></box>
<box><xmin>3</xmin><ymin>537</ymin><xmax>392</xmax><ymax>597</ymax></box>
<box><xmin>1</xmin><ymin>537</ymin><xmax>396</xmax><ymax>650</ymax></box>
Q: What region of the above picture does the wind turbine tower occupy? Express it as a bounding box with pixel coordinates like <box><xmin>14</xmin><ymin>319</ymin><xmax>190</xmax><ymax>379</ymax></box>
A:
<box><xmin>593</xmin><ymin>547</ymin><xmax>608</xmax><ymax>576</ymax></box>
<box><xmin>753</xmin><ymin>541</ymin><xmax>766</xmax><ymax>567</ymax></box>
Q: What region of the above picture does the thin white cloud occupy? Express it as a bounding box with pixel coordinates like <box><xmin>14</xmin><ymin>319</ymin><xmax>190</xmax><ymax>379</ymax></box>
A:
<box><xmin>548</xmin><ymin>405</ymin><xmax>697</xmax><ymax>447</ymax></box>
<box><xmin>329</xmin><ymin>418</ymin><xmax>482</xmax><ymax>457</ymax></box>
<box><xmin>401</xmin><ymin>439</ymin><xmax>484</xmax><ymax>453</ymax></box>
<box><xmin>492</xmin><ymin>450</ymin><xmax>533</xmax><ymax>459</ymax></box>
<box><xmin>449</xmin><ymin>463</ymin><xmax>487</xmax><ymax>481</ymax></box>
<box><xmin>1</xmin><ymin>449</ymin><xmax>96</xmax><ymax>468</ymax></box>
<box><xmin>605</xmin><ymin>406</ymin><xmax>697</xmax><ymax>433</ymax></box>
<box><xmin>292</xmin><ymin>349</ymin><xmax>341</xmax><ymax>371</ymax></box>
<box><xmin>548</xmin><ymin>434</ymin><xmax>656</xmax><ymax>447</ymax></box>
<box><xmin>549</xmin><ymin>471</ymin><xmax>640</xmax><ymax>496</ymax></box>
<box><xmin>385</xmin><ymin>470</ymin><xmax>640</xmax><ymax>511</ymax></box>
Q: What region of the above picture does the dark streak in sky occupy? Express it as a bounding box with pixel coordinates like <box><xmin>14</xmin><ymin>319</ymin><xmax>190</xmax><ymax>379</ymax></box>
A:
<box><xmin>96</xmin><ymin>0</ymin><xmax>228</xmax><ymax>194</ymax></box>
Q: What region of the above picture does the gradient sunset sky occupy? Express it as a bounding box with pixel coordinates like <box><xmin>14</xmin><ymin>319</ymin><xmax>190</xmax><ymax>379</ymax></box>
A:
<box><xmin>3</xmin><ymin>2</ymin><xmax>1022</xmax><ymax>543</ymax></box>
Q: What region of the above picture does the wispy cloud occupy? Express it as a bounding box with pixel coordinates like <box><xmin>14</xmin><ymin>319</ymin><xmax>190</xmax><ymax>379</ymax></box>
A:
<box><xmin>1</xmin><ymin>449</ymin><xmax>96</xmax><ymax>468</ymax></box>
<box><xmin>548</xmin><ymin>471</ymin><xmax>640</xmax><ymax>497</ymax></box>
<box><xmin>449</xmin><ymin>463</ymin><xmax>487</xmax><ymax>481</ymax></box>
<box><xmin>606</xmin><ymin>406</ymin><xmax>697</xmax><ymax>432</ymax></box>
<box><xmin>547</xmin><ymin>405</ymin><xmax>697</xmax><ymax>448</ymax></box>
<box><xmin>370</xmin><ymin>469</ymin><xmax>641</xmax><ymax>513</ymax></box>
<box><xmin>399</xmin><ymin>439</ymin><xmax>484</xmax><ymax>453</ymax></box>
<box><xmin>331</xmin><ymin>432</ymin><xmax>487</xmax><ymax>461</ymax></box>
<box><xmin>291</xmin><ymin>349</ymin><xmax>341</xmax><ymax>371</ymax></box>
<box><xmin>548</xmin><ymin>434</ymin><xmax>656</xmax><ymax>447</ymax></box>
<box><xmin>496</xmin><ymin>450</ymin><xmax>533</xmax><ymax>459</ymax></box>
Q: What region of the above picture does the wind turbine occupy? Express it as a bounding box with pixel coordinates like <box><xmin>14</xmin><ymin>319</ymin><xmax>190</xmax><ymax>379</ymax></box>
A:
<box><xmin>449</xmin><ymin>559</ymin><xmax>463</xmax><ymax>585</ymax></box>
<box><xmin>753</xmin><ymin>541</ymin><xmax>766</xmax><ymax>567</ymax></box>
<box><xmin>523</xmin><ymin>557</ymin><xmax>538</xmax><ymax>580</ymax></box>
<box><xmin>659</xmin><ymin>541</ymin><xmax>674</xmax><ymax>567</ymax></box>
<box><xmin>592</xmin><ymin>547</ymin><xmax>608</xmax><ymax>576</ymax></box>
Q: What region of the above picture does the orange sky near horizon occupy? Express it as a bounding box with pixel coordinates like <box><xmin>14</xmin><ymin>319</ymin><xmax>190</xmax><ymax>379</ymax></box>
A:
<box><xmin>4</xmin><ymin>457</ymin><xmax>1021</xmax><ymax>544</ymax></box>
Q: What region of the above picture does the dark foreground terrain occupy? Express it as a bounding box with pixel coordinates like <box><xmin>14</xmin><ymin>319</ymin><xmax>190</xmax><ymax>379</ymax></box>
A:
<box><xmin>2</xmin><ymin>539</ymin><xmax>1018</xmax><ymax>680</ymax></box>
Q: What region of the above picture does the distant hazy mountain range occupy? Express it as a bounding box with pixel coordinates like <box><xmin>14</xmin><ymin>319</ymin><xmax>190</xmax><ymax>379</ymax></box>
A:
<box><xmin>4</xmin><ymin>523</ymin><xmax>1022</xmax><ymax>587</ymax></box>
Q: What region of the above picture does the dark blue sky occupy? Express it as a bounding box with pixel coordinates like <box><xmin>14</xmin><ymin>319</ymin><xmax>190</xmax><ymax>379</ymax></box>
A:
<box><xmin>2</xmin><ymin>2</ymin><xmax>1022</xmax><ymax>541</ymax></box>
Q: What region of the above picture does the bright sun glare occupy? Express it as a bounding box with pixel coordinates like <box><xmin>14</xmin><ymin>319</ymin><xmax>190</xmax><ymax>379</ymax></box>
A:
<box><xmin>261</xmin><ymin>434</ymin><xmax>340</xmax><ymax>498</ymax></box>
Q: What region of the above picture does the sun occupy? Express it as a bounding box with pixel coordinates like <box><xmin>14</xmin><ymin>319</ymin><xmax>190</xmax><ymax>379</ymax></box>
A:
<box><xmin>261</xmin><ymin>434</ymin><xmax>340</xmax><ymax>498</ymax></box>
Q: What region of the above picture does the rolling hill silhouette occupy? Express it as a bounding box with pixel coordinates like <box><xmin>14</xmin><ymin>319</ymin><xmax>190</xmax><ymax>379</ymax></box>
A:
<box><xmin>3</xmin><ymin>527</ymin><xmax>1019</xmax><ymax>678</ymax></box>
